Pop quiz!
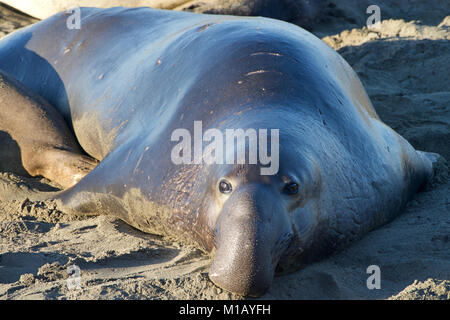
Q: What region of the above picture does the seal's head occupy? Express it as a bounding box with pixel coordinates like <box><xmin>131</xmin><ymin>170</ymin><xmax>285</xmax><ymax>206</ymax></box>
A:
<box><xmin>192</xmin><ymin>124</ymin><xmax>323</xmax><ymax>297</ymax></box>
<box><xmin>209</xmin><ymin>178</ymin><xmax>294</xmax><ymax>297</ymax></box>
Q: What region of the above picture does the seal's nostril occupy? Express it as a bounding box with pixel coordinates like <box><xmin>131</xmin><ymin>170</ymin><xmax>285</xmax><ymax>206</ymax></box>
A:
<box><xmin>275</xmin><ymin>264</ymin><xmax>285</xmax><ymax>274</ymax></box>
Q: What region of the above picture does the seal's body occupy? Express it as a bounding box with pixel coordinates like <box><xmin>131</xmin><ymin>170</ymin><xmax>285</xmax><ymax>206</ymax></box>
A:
<box><xmin>0</xmin><ymin>8</ymin><xmax>435</xmax><ymax>296</ymax></box>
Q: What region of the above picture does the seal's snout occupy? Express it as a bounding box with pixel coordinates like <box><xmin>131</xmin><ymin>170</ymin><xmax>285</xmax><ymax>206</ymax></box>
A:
<box><xmin>209</xmin><ymin>184</ymin><xmax>293</xmax><ymax>297</ymax></box>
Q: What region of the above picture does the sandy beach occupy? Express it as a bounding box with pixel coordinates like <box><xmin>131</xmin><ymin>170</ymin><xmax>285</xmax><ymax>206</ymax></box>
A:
<box><xmin>0</xmin><ymin>1</ymin><xmax>449</xmax><ymax>299</ymax></box>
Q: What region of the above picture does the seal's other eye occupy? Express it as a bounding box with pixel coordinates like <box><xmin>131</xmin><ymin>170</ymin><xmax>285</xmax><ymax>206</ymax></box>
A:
<box><xmin>219</xmin><ymin>179</ymin><xmax>232</xmax><ymax>194</ymax></box>
<box><xmin>284</xmin><ymin>182</ymin><xmax>298</xmax><ymax>195</ymax></box>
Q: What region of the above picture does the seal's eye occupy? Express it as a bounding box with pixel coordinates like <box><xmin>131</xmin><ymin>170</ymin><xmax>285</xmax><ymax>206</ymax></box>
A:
<box><xmin>219</xmin><ymin>179</ymin><xmax>232</xmax><ymax>194</ymax></box>
<box><xmin>284</xmin><ymin>182</ymin><xmax>299</xmax><ymax>195</ymax></box>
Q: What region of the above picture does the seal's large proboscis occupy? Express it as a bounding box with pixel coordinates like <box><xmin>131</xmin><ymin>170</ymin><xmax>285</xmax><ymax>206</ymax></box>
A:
<box><xmin>0</xmin><ymin>7</ymin><xmax>438</xmax><ymax>296</ymax></box>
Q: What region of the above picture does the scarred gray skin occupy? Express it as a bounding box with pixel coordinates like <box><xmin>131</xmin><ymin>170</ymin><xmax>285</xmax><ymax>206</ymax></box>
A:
<box><xmin>0</xmin><ymin>8</ymin><xmax>435</xmax><ymax>296</ymax></box>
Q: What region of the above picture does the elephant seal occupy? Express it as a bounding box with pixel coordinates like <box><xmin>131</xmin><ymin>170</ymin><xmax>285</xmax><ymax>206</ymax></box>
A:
<box><xmin>0</xmin><ymin>1</ymin><xmax>182</xmax><ymax>19</ymax></box>
<box><xmin>0</xmin><ymin>7</ymin><xmax>437</xmax><ymax>296</ymax></box>
<box><xmin>0</xmin><ymin>0</ymin><xmax>320</xmax><ymax>27</ymax></box>
<box><xmin>0</xmin><ymin>71</ymin><xmax>98</xmax><ymax>187</ymax></box>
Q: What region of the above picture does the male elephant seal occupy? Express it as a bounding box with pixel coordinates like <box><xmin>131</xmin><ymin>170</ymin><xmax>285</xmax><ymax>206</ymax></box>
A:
<box><xmin>1</xmin><ymin>0</ymin><xmax>320</xmax><ymax>27</ymax></box>
<box><xmin>0</xmin><ymin>7</ymin><xmax>438</xmax><ymax>296</ymax></box>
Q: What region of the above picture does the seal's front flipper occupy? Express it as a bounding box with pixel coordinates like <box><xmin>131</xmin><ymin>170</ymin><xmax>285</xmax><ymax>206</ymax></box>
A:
<box><xmin>54</xmin><ymin>186</ymin><xmax>127</xmax><ymax>219</ymax></box>
<box><xmin>417</xmin><ymin>151</ymin><xmax>448</xmax><ymax>190</ymax></box>
<box><xmin>50</xmin><ymin>145</ymin><xmax>132</xmax><ymax>218</ymax></box>
<box><xmin>0</xmin><ymin>70</ymin><xmax>98</xmax><ymax>188</ymax></box>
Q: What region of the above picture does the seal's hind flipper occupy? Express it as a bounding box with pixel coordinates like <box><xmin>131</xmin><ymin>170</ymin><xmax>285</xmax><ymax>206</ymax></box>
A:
<box><xmin>38</xmin><ymin>148</ymin><xmax>99</xmax><ymax>188</ymax></box>
<box><xmin>0</xmin><ymin>70</ymin><xmax>98</xmax><ymax>188</ymax></box>
<box><xmin>50</xmin><ymin>146</ymin><xmax>132</xmax><ymax>218</ymax></box>
<box><xmin>416</xmin><ymin>151</ymin><xmax>448</xmax><ymax>190</ymax></box>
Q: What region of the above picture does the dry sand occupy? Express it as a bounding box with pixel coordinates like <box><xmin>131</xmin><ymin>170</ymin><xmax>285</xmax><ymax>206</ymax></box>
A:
<box><xmin>0</xmin><ymin>1</ymin><xmax>449</xmax><ymax>300</ymax></box>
